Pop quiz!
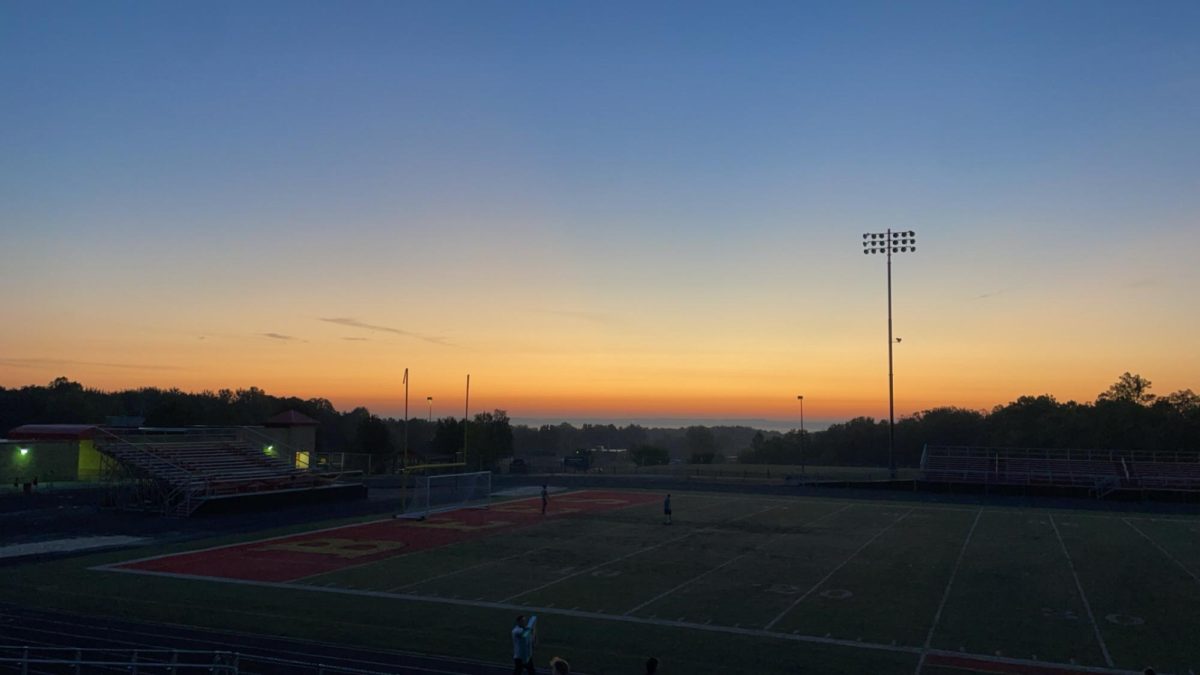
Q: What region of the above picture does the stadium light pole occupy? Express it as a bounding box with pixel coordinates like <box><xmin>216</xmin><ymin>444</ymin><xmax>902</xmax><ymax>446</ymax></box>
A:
<box><xmin>796</xmin><ymin>395</ymin><xmax>805</xmax><ymax>473</ymax></box>
<box><xmin>427</xmin><ymin>396</ymin><xmax>433</xmax><ymax>423</ymax></box>
<box><xmin>861</xmin><ymin>229</ymin><xmax>916</xmax><ymax>479</ymax></box>
<box><xmin>464</xmin><ymin>374</ymin><xmax>471</xmax><ymax>469</ymax></box>
<box><xmin>402</xmin><ymin>368</ymin><xmax>409</xmax><ymax>474</ymax></box>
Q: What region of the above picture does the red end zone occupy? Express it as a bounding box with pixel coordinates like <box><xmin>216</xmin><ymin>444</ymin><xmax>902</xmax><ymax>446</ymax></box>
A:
<box><xmin>112</xmin><ymin>490</ymin><xmax>659</xmax><ymax>583</ymax></box>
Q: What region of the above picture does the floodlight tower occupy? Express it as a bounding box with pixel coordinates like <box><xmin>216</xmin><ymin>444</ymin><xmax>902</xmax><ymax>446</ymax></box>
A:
<box><xmin>861</xmin><ymin>229</ymin><xmax>916</xmax><ymax>479</ymax></box>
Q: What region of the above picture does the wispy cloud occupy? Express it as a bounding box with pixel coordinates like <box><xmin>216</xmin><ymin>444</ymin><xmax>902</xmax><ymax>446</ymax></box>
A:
<box><xmin>0</xmin><ymin>357</ymin><xmax>178</xmax><ymax>371</ymax></box>
<box><xmin>533</xmin><ymin>308</ymin><xmax>614</xmax><ymax>324</ymax></box>
<box><xmin>261</xmin><ymin>332</ymin><xmax>298</xmax><ymax>341</ymax></box>
<box><xmin>319</xmin><ymin>317</ymin><xmax>452</xmax><ymax>346</ymax></box>
<box><xmin>970</xmin><ymin>289</ymin><xmax>1009</xmax><ymax>301</ymax></box>
<box><xmin>342</xmin><ymin>337</ymin><xmax>369</xmax><ymax>342</ymax></box>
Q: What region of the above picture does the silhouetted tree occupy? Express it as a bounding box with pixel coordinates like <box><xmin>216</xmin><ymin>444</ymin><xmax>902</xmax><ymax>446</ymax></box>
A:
<box><xmin>1098</xmin><ymin>372</ymin><xmax>1155</xmax><ymax>405</ymax></box>
<box><xmin>354</xmin><ymin>414</ymin><xmax>393</xmax><ymax>473</ymax></box>
<box><xmin>684</xmin><ymin>426</ymin><xmax>716</xmax><ymax>456</ymax></box>
<box><xmin>467</xmin><ymin>409</ymin><xmax>514</xmax><ymax>470</ymax></box>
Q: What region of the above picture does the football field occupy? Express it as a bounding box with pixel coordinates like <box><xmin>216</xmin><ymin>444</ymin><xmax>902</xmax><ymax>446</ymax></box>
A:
<box><xmin>3</xmin><ymin>489</ymin><xmax>1199</xmax><ymax>674</ymax></box>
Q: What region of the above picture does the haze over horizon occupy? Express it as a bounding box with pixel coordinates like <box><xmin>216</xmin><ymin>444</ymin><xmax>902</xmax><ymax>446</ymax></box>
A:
<box><xmin>2</xmin><ymin>1</ymin><xmax>1198</xmax><ymax>426</ymax></box>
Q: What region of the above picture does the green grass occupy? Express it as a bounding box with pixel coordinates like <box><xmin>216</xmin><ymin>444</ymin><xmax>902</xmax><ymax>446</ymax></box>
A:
<box><xmin>3</xmin><ymin>490</ymin><xmax>1198</xmax><ymax>674</ymax></box>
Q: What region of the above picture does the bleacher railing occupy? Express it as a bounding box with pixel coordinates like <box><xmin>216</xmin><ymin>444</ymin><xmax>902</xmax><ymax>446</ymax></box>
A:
<box><xmin>925</xmin><ymin>445</ymin><xmax>1200</xmax><ymax>464</ymax></box>
<box><xmin>921</xmin><ymin>445</ymin><xmax>1200</xmax><ymax>494</ymax></box>
<box><xmin>0</xmin><ymin>646</ymin><xmax>238</xmax><ymax>673</ymax></box>
<box><xmin>0</xmin><ymin>645</ymin><xmax>413</xmax><ymax>674</ymax></box>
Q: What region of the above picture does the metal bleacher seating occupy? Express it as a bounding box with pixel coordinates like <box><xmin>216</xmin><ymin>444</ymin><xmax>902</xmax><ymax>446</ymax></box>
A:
<box><xmin>921</xmin><ymin>445</ymin><xmax>1200</xmax><ymax>496</ymax></box>
<box><xmin>96</xmin><ymin>429</ymin><xmax>346</xmax><ymax>516</ymax></box>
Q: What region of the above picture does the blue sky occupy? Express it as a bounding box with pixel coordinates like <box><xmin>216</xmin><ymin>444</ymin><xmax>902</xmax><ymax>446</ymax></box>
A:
<box><xmin>1</xmin><ymin>1</ymin><xmax>1197</xmax><ymax>423</ymax></box>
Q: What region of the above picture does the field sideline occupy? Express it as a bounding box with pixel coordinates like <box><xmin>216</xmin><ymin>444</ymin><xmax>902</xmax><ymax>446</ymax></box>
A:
<box><xmin>2</xmin><ymin>489</ymin><xmax>1198</xmax><ymax>674</ymax></box>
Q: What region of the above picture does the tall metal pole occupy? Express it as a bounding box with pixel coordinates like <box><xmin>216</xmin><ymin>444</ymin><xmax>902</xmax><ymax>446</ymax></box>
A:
<box><xmin>403</xmin><ymin>368</ymin><xmax>409</xmax><ymax>473</ymax></box>
<box><xmin>427</xmin><ymin>396</ymin><xmax>433</xmax><ymax>423</ymax></box>
<box><xmin>463</xmin><ymin>374</ymin><xmax>470</xmax><ymax>468</ymax></box>
<box><xmin>797</xmin><ymin>395</ymin><xmax>805</xmax><ymax>473</ymax></box>
<box><xmin>862</xmin><ymin>229</ymin><xmax>915</xmax><ymax>481</ymax></box>
<box><xmin>886</xmin><ymin>234</ymin><xmax>896</xmax><ymax>479</ymax></box>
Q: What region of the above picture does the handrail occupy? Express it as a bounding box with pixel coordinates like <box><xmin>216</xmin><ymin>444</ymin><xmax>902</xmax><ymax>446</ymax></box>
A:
<box><xmin>0</xmin><ymin>645</ymin><xmax>405</xmax><ymax>674</ymax></box>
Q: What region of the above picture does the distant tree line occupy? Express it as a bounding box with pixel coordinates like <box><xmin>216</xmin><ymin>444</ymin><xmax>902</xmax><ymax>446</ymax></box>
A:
<box><xmin>739</xmin><ymin>373</ymin><xmax>1199</xmax><ymax>466</ymax></box>
<box><xmin>1</xmin><ymin>373</ymin><xmax>1195</xmax><ymax>472</ymax></box>
<box><xmin>0</xmin><ymin>377</ymin><xmax>514</xmax><ymax>475</ymax></box>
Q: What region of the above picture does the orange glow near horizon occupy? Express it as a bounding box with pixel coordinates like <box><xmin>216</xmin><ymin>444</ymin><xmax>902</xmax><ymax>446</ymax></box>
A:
<box><xmin>3</xmin><ymin>276</ymin><xmax>1199</xmax><ymax>425</ymax></box>
<box><xmin>3</xmin><ymin>2</ymin><xmax>1200</xmax><ymax>429</ymax></box>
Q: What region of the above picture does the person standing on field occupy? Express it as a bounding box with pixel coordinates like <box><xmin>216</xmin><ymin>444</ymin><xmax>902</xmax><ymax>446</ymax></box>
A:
<box><xmin>511</xmin><ymin>615</ymin><xmax>536</xmax><ymax>675</ymax></box>
<box><xmin>663</xmin><ymin>494</ymin><xmax>672</xmax><ymax>524</ymax></box>
<box><xmin>541</xmin><ymin>484</ymin><xmax>549</xmax><ymax>515</ymax></box>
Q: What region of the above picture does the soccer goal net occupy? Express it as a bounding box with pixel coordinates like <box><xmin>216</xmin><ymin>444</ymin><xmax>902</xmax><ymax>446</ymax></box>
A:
<box><xmin>398</xmin><ymin>470</ymin><xmax>492</xmax><ymax>519</ymax></box>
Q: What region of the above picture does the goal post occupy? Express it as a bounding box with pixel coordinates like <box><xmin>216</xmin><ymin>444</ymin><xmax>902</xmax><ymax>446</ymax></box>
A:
<box><xmin>396</xmin><ymin>470</ymin><xmax>492</xmax><ymax>519</ymax></box>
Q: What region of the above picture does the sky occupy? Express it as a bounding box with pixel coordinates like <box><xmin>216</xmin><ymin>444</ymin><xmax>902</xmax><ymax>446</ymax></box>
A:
<box><xmin>1</xmin><ymin>1</ymin><xmax>1198</xmax><ymax>428</ymax></box>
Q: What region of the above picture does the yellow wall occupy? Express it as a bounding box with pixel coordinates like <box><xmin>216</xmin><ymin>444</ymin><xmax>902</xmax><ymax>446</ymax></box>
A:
<box><xmin>1</xmin><ymin>441</ymin><xmax>82</xmax><ymax>485</ymax></box>
<box><xmin>77</xmin><ymin>440</ymin><xmax>102</xmax><ymax>481</ymax></box>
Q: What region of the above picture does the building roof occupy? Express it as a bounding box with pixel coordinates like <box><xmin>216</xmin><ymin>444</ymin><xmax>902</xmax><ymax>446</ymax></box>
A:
<box><xmin>6</xmin><ymin>424</ymin><xmax>102</xmax><ymax>440</ymax></box>
<box><xmin>264</xmin><ymin>410</ymin><xmax>320</xmax><ymax>427</ymax></box>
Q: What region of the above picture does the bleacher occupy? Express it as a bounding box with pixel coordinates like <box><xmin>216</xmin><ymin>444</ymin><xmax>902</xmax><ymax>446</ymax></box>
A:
<box><xmin>921</xmin><ymin>445</ymin><xmax>1200</xmax><ymax>496</ymax></box>
<box><xmin>1128</xmin><ymin>458</ymin><xmax>1200</xmax><ymax>491</ymax></box>
<box><xmin>96</xmin><ymin>430</ymin><xmax>357</xmax><ymax>516</ymax></box>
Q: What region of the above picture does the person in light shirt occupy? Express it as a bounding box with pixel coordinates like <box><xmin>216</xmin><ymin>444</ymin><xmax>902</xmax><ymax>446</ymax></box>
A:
<box><xmin>510</xmin><ymin>614</ymin><xmax>537</xmax><ymax>674</ymax></box>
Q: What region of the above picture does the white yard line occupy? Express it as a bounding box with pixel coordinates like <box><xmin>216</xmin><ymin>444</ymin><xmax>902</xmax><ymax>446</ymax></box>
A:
<box><xmin>913</xmin><ymin>508</ymin><xmax>983</xmax><ymax>674</ymax></box>
<box><xmin>84</xmin><ymin>562</ymin><xmax>1152</xmax><ymax>672</ymax></box>
<box><xmin>501</xmin><ymin>500</ymin><xmax>773</xmax><ymax>603</ymax></box>
<box><xmin>763</xmin><ymin>507</ymin><xmax>913</xmax><ymax>631</ymax></box>
<box><xmin>1049</xmin><ymin>514</ymin><xmax>1114</xmax><ymax>668</ymax></box>
<box><xmin>94</xmin><ymin>565</ymin><xmax>925</xmax><ymax>656</ymax></box>
<box><xmin>623</xmin><ymin>503</ymin><xmax>854</xmax><ymax>616</ymax></box>
<box><xmin>1122</xmin><ymin>517</ymin><xmax>1200</xmax><ymax>585</ymax></box>
<box><xmin>80</xmin><ymin>567</ymin><xmax>1144</xmax><ymax>674</ymax></box>
<box><xmin>384</xmin><ymin>546</ymin><xmax>547</xmax><ymax>592</ymax></box>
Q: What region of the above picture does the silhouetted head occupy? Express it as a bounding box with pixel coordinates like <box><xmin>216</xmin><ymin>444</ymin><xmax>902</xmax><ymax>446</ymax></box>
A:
<box><xmin>515</xmin><ymin>615</ymin><xmax>527</xmax><ymax>628</ymax></box>
<box><xmin>1144</xmin><ymin>669</ymin><xmax>1156</xmax><ymax>675</ymax></box>
<box><xmin>645</xmin><ymin>656</ymin><xmax>659</xmax><ymax>673</ymax></box>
